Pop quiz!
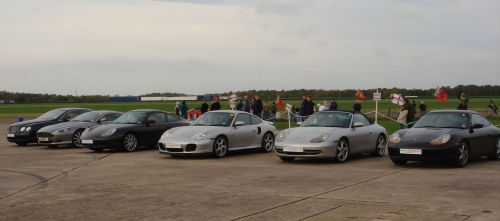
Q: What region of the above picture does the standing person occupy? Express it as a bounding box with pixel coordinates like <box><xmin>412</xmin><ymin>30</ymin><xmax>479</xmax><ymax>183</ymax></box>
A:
<box><xmin>418</xmin><ymin>101</ymin><xmax>427</xmax><ymax>118</ymax></box>
<box><xmin>250</xmin><ymin>97</ymin><xmax>255</xmax><ymax>114</ymax></box>
<box><xmin>200</xmin><ymin>100</ymin><xmax>209</xmax><ymax>114</ymax></box>
<box><xmin>412</xmin><ymin>100</ymin><xmax>416</xmax><ymax>111</ymax></box>
<box><xmin>290</xmin><ymin>103</ymin><xmax>296</xmax><ymax>122</ymax></box>
<box><xmin>271</xmin><ymin>101</ymin><xmax>277</xmax><ymax>122</ymax></box>
<box><xmin>211</xmin><ymin>100</ymin><xmax>221</xmax><ymax>111</ymax></box>
<box><xmin>236</xmin><ymin>99</ymin><xmax>243</xmax><ymax>111</ymax></box>
<box><xmin>318</xmin><ymin>103</ymin><xmax>326</xmax><ymax>111</ymax></box>
<box><xmin>306</xmin><ymin>96</ymin><xmax>315</xmax><ymax>117</ymax></box>
<box><xmin>353</xmin><ymin>100</ymin><xmax>362</xmax><ymax>112</ymax></box>
<box><xmin>241</xmin><ymin>95</ymin><xmax>251</xmax><ymax>112</ymax></box>
<box><xmin>174</xmin><ymin>101</ymin><xmax>180</xmax><ymax>116</ymax></box>
<box><xmin>263</xmin><ymin>100</ymin><xmax>271</xmax><ymax>120</ymax></box>
<box><xmin>330</xmin><ymin>99</ymin><xmax>338</xmax><ymax>110</ymax></box>
<box><xmin>299</xmin><ymin>95</ymin><xmax>308</xmax><ymax>122</ymax></box>
<box><xmin>457</xmin><ymin>100</ymin><xmax>467</xmax><ymax>110</ymax></box>
<box><xmin>180</xmin><ymin>101</ymin><xmax>188</xmax><ymax>119</ymax></box>
<box><xmin>252</xmin><ymin>95</ymin><xmax>263</xmax><ymax>118</ymax></box>
<box><xmin>402</xmin><ymin>98</ymin><xmax>415</xmax><ymax>125</ymax></box>
<box><xmin>397</xmin><ymin>107</ymin><xmax>408</xmax><ymax>129</ymax></box>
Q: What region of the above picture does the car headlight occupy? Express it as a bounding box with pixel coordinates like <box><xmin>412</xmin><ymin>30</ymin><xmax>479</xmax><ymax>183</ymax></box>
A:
<box><xmin>191</xmin><ymin>131</ymin><xmax>207</xmax><ymax>140</ymax></box>
<box><xmin>310</xmin><ymin>133</ymin><xmax>330</xmax><ymax>143</ymax></box>
<box><xmin>276</xmin><ymin>131</ymin><xmax>287</xmax><ymax>142</ymax></box>
<box><xmin>26</xmin><ymin>127</ymin><xmax>32</xmax><ymax>131</ymax></box>
<box><xmin>161</xmin><ymin>130</ymin><xmax>172</xmax><ymax>139</ymax></box>
<box><xmin>20</xmin><ymin>127</ymin><xmax>26</xmax><ymax>132</ymax></box>
<box><xmin>389</xmin><ymin>133</ymin><xmax>401</xmax><ymax>144</ymax></box>
<box><xmin>101</xmin><ymin>128</ymin><xmax>116</xmax><ymax>137</ymax></box>
<box><xmin>55</xmin><ymin>128</ymin><xmax>70</xmax><ymax>133</ymax></box>
<box><xmin>430</xmin><ymin>134</ymin><xmax>451</xmax><ymax>146</ymax></box>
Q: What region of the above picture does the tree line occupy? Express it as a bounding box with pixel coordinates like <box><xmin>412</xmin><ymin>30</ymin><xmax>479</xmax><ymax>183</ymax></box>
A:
<box><xmin>1</xmin><ymin>85</ymin><xmax>499</xmax><ymax>103</ymax></box>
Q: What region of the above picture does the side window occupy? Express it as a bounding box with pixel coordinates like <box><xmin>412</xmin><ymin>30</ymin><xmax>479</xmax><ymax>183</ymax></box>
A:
<box><xmin>471</xmin><ymin>114</ymin><xmax>483</xmax><ymax>126</ymax></box>
<box><xmin>149</xmin><ymin>112</ymin><xmax>167</xmax><ymax>123</ymax></box>
<box><xmin>250</xmin><ymin>115</ymin><xmax>262</xmax><ymax>125</ymax></box>
<box><xmin>62</xmin><ymin>110</ymin><xmax>85</xmax><ymax>120</ymax></box>
<box><xmin>167</xmin><ymin>114</ymin><xmax>181</xmax><ymax>122</ymax></box>
<box><xmin>103</xmin><ymin>113</ymin><xmax>121</xmax><ymax>121</ymax></box>
<box><xmin>353</xmin><ymin>114</ymin><xmax>369</xmax><ymax>126</ymax></box>
<box><xmin>480</xmin><ymin>116</ymin><xmax>491</xmax><ymax>127</ymax></box>
<box><xmin>235</xmin><ymin>113</ymin><xmax>251</xmax><ymax>126</ymax></box>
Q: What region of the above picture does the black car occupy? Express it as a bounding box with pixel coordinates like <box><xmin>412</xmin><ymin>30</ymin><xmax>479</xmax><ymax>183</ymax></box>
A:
<box><xmin>388</xmin><ymin>110</ymin><xmax>500</xmax><ymax>167</ymax></box>
<box><xmin>6</xmin><ymin>108</ymin><xmax>91</xmax><ymax>145</ymax></box>
<box><xmin>80</xmin><ymin>109</ymin><xmax>190</xmax><ymax>152</ymax></box>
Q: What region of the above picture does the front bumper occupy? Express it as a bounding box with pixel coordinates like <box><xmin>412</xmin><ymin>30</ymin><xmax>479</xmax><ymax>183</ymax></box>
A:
<box><xmin>81</xmin><ymin>136</ymin><xmax>123</xmax><ymax>150</ymax></box>
<box><xmin>6</xmin><ymin>133</ymin><xmax>37</xmax><ymax>144</ymax></box>
<box><xmin>37</xmin><ymin>132</ymin><xmax>72</xmax><ymax>146</ymax></box>
<box><xmin>388</xmin><ymin>143</ymin><xmax>459</xmax><ymax>162</ymax></box>
<box><xmin>158</xmin><ymin>138</ymin><xmax>214</xmax><ymax>156</ymax></box>
<box><xmin>274</xmin><ymin>140</ymin><xmax>337</xmax><ymax>159</ymax></box>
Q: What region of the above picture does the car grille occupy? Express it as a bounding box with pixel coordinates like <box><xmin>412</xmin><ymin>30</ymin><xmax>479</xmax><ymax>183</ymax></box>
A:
<box><xmin>166</xmin><ymin>148</ymin><xmax>183</xmax><ymax>153</ymax></box>
<box><xmin>37</xmin><ymin>132</ymin><xmax>54</xmax><ymax>137</ymax></box>
<box><xmin>8</xmin><ymin>126</ymin><xmax>20</xmax><ymax>133</ymax></box>
<box><xmin>276</xmin><ymin>150</ymin><xmax>322</xmax><ymax>155</ymax></box>
<box><xmin>185</xmin><ymin>144</ymin><xmax>196</xmax><ymax>152</ymax></box>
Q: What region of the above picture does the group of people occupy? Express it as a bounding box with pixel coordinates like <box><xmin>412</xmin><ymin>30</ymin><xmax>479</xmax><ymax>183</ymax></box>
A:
<box><xmin>397</xmin><ymin>99</ymin><xmax>428</xmax><ymax>129</ymax></box>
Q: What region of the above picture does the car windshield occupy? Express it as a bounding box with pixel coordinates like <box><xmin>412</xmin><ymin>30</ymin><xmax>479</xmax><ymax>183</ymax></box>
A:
<box><xmin>37</xmin><ymin>109</ymin><xmax>67</xmax><ymax>120</ymax></box>
<box><xmin>301</xmin><ymin>112</ymin><xmax>352</xmax><ymax>128</ymax></box>
<box><xmin>413</xmin><ymin>112</ymin><xmax>469</xmax><ymax>129</ymax></box>
<box><xmin>113</xmin><ymin>112</ymin><xmax>147</xmax><ymax>124</ymax></box>
<box><xmin>191</xmin><ymin>112</ymin><xmax>234</xmax><ymax>127</ymax></box>
<box><xmin>71</xmin><ymin>112</ymin><xmax>103</xmax><ymax>122</ymax></box>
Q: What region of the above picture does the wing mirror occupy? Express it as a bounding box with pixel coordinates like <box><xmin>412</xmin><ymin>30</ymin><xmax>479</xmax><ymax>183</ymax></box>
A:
<box><xmin>234</xmin><ymin>121</ymin><xmax>245</xmax><ymax>126</ymax></box>
<box><xmin>353</xmin><ymin>122</ymin><xmax>364</xmax><ymax>128</ymax></box>
<box><xmin>296</xmin><ymin>121</ymin><xmax>302</xmax><ymax>126</ymax></box>
<box><xmin>472</xmin><ymin>123</ymin><xmax>483</xmax><ymax>129</ymax></box>
<box><xmin>63</xmin><ymin>116</ymin><xmax>71</xmax><ymax>122</ymax></box>
<box><xmin>407</xmin><ymin>122</ymin><xmax>415</xmax><ymax>128</ymax></box>
<box><xmin>98</xmin><ymin>118</ymin><xmax>107</xmax><ymax>123</ymax></box>
<box><xmin>147</xmin><ymin>120</ymin><xmax>156</xmax><ymax>124</ymax></box>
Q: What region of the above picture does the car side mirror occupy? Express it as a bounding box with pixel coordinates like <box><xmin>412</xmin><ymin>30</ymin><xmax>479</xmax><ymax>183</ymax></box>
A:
<box><xmin>147</xmin><ymin>120</ymin><xmax>156</xmax><ymax>124</ymax></box>
<box><xmin>296</xmin><ymin>121</ymin><xmax>302</xmax><ymax>126</ymax></box>
<box><xmin>472</xmin><ymin>123</ymin><xmax>483</xmax><ymax>129</ymax></box>
<box><xmin>234</xmin><ymin>121</ymin><xmax>245</xmax><ymax>126</ymax></box>
<box><xmin>98</xmin><ymin>118</ymin><xmax>107</xmax><ymax>123</ymax></box>
<box><xmin>63</xmin><ymin>117</ymin><xmax>71</xmax><ymax>122</ymax></box>
<box><xmin>353</xmin><ymin>122</ymin><xmax>364</xmax><ymax>128</ymax></box>
<box><xmin>407</xmin><ymin>122</ymin><xmax>415</xmax><ymax>128</ymax></box>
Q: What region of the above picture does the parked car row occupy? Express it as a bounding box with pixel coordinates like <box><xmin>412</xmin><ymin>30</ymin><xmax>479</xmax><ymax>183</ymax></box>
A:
<box><xmin>6</xmin><ymin>108</ymin><xmax>500</xmax><ymax>168</ymax></box>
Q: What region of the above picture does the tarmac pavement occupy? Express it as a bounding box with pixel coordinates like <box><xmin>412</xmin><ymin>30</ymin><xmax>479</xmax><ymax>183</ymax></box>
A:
<box><xmin>0</xmin><ymin>118</ymin><xmax>499</xmax><ymax>221</ymax></box>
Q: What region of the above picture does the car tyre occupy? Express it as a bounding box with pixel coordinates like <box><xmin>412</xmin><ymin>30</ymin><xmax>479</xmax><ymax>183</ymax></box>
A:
<box><xmin>370</xmin><ymin>135</ymin><xmax>386</xmax><ymax>157</ymax></box>
<box><xmin>452</xmin><ymin>141</ymin><xmax>469</xmax><ymax>168</ymax></box>
<box><xmin>71</xmin><ymin>129</ymin><xmax>85</xmax><ymax>147</ymax></box>
<box><xmin>260</xmin><ymin>132</ymin><xmax>274</xmax><ymax>153</ymax></box>
<box><xmin>334</xmin><ymin>139</ymin><xmax>349</xmax><ymax>163</ymax></box>
<box><xmin>279</xmin><ymin>157</ymin><xmax>295</xmax><ymax>161</ymax></box>
<box><xmin>391</xmin><ymin>159</ymin><xmax>408</xmax><ymax>165</ymax></box>
<box><xmin>212</xmin><ymin>136</ymin><xmax>228</xmax><ymax>158</ymax></box>
<box><xmin>122</xmin><ymin>133</ymin><xmax>138</xmax><ymax>152</ymax></box>
<box><xmin>487</xmin><ymin>138</ymin><xmax>500</xmax><ymax>161</ymax></box>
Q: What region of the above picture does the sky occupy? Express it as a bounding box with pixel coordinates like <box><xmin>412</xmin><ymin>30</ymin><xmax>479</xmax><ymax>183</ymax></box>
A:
<box><xmin>0</xmin><ymin>0</ymin><xmax>499</xmax><ymax>96</ymax></box>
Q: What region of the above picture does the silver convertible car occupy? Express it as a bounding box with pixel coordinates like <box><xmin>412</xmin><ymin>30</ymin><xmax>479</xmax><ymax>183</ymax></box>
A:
<box><xmin>158</xmin><ymin>110</ymin><xmax>278</xmax><ymax>158</ymax></box>
<box><xmin>274</xmin><ymin>111</ymin><xmax>388</xmax><ymax>162</ymax></box>
<box><xmin>37</xmin><ymin>110</ymin><xmax>123</xmax><ymax>147</ymax></box>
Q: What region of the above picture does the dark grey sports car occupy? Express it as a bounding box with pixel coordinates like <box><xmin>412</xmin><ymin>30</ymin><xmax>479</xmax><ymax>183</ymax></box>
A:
<box><xmin>80</xmin><ymin>109</ymin><xmax>190</xmax><ymax>152</ymax></box>
<box><xmin>388</xmin><ymin>110</ymin><xmax>500</xmax><ymax>167</ymax></box>
<box><xmin>37</xmin><ymin>110</ymin><xmax>123</xmax><ymax>148</ymax></box>
<box><xmin>6</xmin><ymin>108</ymin><xmax>91</xmax><ymax>145</ymax></box>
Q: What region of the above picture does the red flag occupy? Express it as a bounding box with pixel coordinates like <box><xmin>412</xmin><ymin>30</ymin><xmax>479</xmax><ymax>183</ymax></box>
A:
<box><xmin>276</xmin><ymin>95</ymin><xmax>285</xmax><ymax>110</ymax></box>
<box><xmin>433</xmin><ymin>87</ymin><xmax>448</xmax><ymax>103</ymax></box>
<box><xmin>355</xmin><ymin>90</ymin><xmax>366</xmax><ymax>101</ymax></box>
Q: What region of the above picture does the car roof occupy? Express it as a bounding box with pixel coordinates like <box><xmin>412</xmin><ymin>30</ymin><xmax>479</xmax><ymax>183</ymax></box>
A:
<box><xmin>428</xmin><ymin>110</ymin><xmax>480</xmax><ymax>114</ymax></box>
<box><xmin>127</xmin><ymin>109</ymin><xmax>165</xmax><ymax>112</ymax></box>
<box><xmin>54</xmin><ymin>108</ymin><xmax>92</xmax><ymax>111</ymax></box>
<box><xmin>206</xmin><ymin>110</ymin><xmax>249</xmax><ymax>114</ymax></box>
<box><xmin>89</xmin><ymin>110</ymin><xmax>123</xmax><ymax>114</ymax></box>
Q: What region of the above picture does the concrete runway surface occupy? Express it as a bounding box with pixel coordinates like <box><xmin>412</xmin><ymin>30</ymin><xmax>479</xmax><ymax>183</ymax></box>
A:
<box><xmin>0</xmin><ymin>118</ymin><xmax>499</xmax><ymax>221</ymax></box>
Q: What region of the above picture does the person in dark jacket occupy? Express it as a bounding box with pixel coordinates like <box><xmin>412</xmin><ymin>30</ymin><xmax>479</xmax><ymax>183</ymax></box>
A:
<box><xmin>241</xmin><ymin>95</ymin><xmax>251</xmax><ymax>112</ymax></box>
<box><xmin>180</xmin><ymin>101</ymin><xmax>188</xmax><ymax>119</ymax></box>
<box><xmin>252</xmin><ymin>95</ymin><xmax>263</xmax><ymax>118</ymax></box>
<box><xmin>418</xmin><ymin>101</ymin><xmax>427</xmax><ymax>118</ymax></box>
<box><xmin>402</xmin><ymin>98</ymin><xmax>415</xmax><ymax>125</ymax></box>
<box><xmin>306</xmin><ymin>96</ymin><xmax>315</xmax><ymax>116</ymax></box>
<box><xmin>299</xmin><ymin>95</ymin><xmax>308</xmax><ymax>122</ymax></box>
<box><xmin>210</xmin><ymin>100</ymin><xmax>221</xmax><ymax>111</ymax></box>
<box><xmin>457</xmin><ymin>100</ymin><xmax>467</xmax><ymax>110</ymax></box>
<box><xmin>330</xmin><ymin>99</ymin><xmax>338</xmax><ymax>110</ymax></box>
<box><xmin>236</xmin><ymin>99</ymin><xmax>243</xmax><ymax>111</ymax></box>
<box><xmin>200</xmin><ymin>100</ymin><xmax>209</xmax><ymax>114</ymax></box>
<box><xmin>353</xmin><ymin>100</ymin><xmax>362</xmax><ymax>112</ymax></box>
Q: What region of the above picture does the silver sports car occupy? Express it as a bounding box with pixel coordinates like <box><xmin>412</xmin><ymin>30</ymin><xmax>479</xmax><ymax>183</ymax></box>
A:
<box><xmin>274</xmin><ymin>111</ymin><xmax>388</xmax><ymax>162</ymax></box>
<box><xmin>158</xmin><ymin>110</ymin><xmax>278</xmax><ymax>157</ymax></box>
<box><xmin>37</xmin><ymin>110</ymin><xmax>123</xmax><ymax>148</ymax></box>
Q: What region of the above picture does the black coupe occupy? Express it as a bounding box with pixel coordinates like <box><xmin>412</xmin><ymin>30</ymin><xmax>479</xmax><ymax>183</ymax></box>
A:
<box><xmin>388</xmin><ymin>110</ymin><xmax>500</xmax><ymax>167</ymax></box>
<box><xmin>80</xmin><ymin>109</ymin><xmax>190</xmax><ymax>152</ymax></box>
<box><xmin>6</xmin><ymin>108</ymin><xmax>91</xmax><ymax>145</ymax></box>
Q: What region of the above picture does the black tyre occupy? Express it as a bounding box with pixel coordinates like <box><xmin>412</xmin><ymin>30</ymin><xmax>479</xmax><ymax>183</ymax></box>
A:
<box><xmin>487</xmin><ymin>138</ymin><xmax>500</xmax><ymax>161</ymax></box>
<box><xmin>279</xmin><ymin>157</ymin><xmax>295</xmax><ymax>161</ymax></box>
<box><xmin>391</xmin><ymin>159</ymin><xmax>408</xmax><ymax>165</ymax></box>
<box><xmin>260</xmin><ymin>132</ymin><xmax>274</xmax><ymax>153</ymax></box>
<box><xmin>370</xmin><ymin>135</ymin><xmax>386</xmax><ymax>157</ymax></box>
<box><xmin>452</xmin><ymin>141</ymin><xmax>469</xmax><ymax>168</ymax></box>
<box><xmin>334</xmin><ymin>139</ymin><xmax>349</xmax><ymax>163</ymax></box>
<box><xmin>71</xmin><ymin>129</ymin><xmax>85</xmax><ymax>147</ymax></box>
<box><xmin>212</xmin><ymin>136</ymin><xmax>228</xmax><ymax>158</ymax></box>
<box><xmin>122</xmin><ymin>133</ymin><xmax>138</xmax><ymax>152</ymax></box>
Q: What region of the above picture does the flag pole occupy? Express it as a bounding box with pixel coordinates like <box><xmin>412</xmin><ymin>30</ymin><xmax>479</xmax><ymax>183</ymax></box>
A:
<box><xmin>375</xmin><ymin>89</ymin><xmax>379</xmax><ymax>124</ymax></box>
<box><xmin>288</xmin><ymin>110</ymin><xmax>291</xmax><ymax>128</ymax></box>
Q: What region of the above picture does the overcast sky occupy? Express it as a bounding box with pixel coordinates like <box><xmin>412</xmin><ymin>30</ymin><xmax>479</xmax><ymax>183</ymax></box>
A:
<box><xmin>1</xmin><ymin>0</ymin><xmax>499</xmax><ymax>96</ymax></box>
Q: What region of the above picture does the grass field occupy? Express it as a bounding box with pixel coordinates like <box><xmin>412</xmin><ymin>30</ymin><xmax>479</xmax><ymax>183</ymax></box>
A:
<box><xmin>1</xmin><ymin>98</ymin><xmax>498</xmax><ymax>134</ymax></box>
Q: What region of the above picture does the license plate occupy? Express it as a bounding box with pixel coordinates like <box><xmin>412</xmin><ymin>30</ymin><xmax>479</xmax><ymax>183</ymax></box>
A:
<box><xmin>7</xmin><ymin>134</ymin><xmax>15</xmax><ymax>137</ymax></box>
<box><xmin>400</xmin><ymin>149</ymin><xmax>422</xmax><ymax>155</ymax></box>
<box><xmin>81</xmin><ymin>140</ymin><xmax>93</xmax><ymax>144</ymax></box>
<box><xmin>38</xmin><ymin>137</ymin><xmax>49</xmax><ymax>141</ymax></box>
<box><xmin>165</xmin><ymin>143</ymin><xmax>181</xmax><ymax>148</ymax></box>
<box><xmin>283</xmin><ymin>147</ymin><xmax>303</xmax><ymax>152</ymax></box>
